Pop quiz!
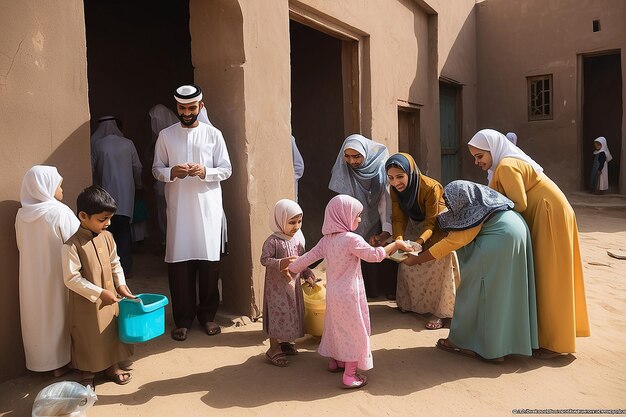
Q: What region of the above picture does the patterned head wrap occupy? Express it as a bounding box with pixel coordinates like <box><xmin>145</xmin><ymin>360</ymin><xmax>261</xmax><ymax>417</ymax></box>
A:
<box><xmin>437</xmin><ymin>180</ymin><xmax>514</xmax><ymax>231</ymax></box>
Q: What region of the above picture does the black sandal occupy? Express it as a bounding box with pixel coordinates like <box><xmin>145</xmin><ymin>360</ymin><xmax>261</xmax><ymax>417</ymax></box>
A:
<box><xmin>171</xmin><ymin>327</ymin><xmax>188</xmax><ymax>341</ymax></box>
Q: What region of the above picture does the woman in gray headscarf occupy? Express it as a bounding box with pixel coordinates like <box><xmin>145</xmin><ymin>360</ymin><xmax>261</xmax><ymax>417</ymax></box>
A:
<box><xmin>329</xmin><ymin>134</ymin><xmax>396</xmax><ymax>298</ymax></box>
<box><xmin>405</xmin><ymin>180</ymin><xmax>538</xmax><ymax>362</ymax></box>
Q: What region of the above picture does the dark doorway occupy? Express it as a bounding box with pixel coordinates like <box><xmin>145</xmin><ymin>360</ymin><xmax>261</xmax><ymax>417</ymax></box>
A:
<box><xmin>440</xmin><ymin>81</ymin><xmax>462</xmax><ymax>185</ymax></box>
<box><xmin>290</xmin><ymin>21</ymin><xmax>346</xmax><ymax>246</ymax></box>
<box><xmin>84</xmin><ymin>0</ymin><xmax>194</xmax><ymax>244</ymax></box>
<box><xmin>582</xmin><ymin>52</ymin><xmax>622</xmax><ymax>190</ymax></box>
<box><xmin>398</xmin><ymin>106</ymin><xmax>420</xmax><ymax>159</ymax></box>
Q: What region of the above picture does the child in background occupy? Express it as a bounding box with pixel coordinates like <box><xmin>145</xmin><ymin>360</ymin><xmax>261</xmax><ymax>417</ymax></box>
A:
<box><xmin>261</xmin><ymin>199</ymin><xmax>316</xmax><ymax>367</ymax></box>
<box><xmin>589</xmin><ymin>136</ymin><xmax>613</xmax><ymax>194</ymax></box>
<box><xmin>15</xmin><ymin>166</ymin><xmax>80</xmax><ymax>376</ymax></box>
<box><xmin>289</xmin><ymin>195</ymin><xmax>413</xmax><ymax>388</ymax></box>
<box><xmin>62</xmin><ymin>185</ymin><xmax>135</xmax><ymax>389</ymax></box>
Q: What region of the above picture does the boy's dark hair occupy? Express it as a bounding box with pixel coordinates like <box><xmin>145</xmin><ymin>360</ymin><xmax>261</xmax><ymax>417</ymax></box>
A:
<box><xmin>77</xmin><ymin>185</ymin><xmax>117</xmax><ymax>215</ymax></box>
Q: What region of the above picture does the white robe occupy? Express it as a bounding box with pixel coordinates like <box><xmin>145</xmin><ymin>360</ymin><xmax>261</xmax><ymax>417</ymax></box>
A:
<box><xmin>92</xmin><ymin>134</ymin><xmax>143</xmax><ymax>219</ymax></box>
<box><xmin>152</xmin><ymin>122</ymin><xmax>232</xmax><ymax>262</ymax></box>
<box><xmin>16</xmin><ymin>199</ymin><xmax>79</xmax><ymax>371</ymax></box>
<box><xmin>291</xmin><ymin>136</ymin><xmax>304</xmax><ymax>202</ymax></box>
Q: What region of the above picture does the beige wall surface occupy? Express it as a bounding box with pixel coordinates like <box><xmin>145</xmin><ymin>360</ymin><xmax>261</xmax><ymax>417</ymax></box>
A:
<box><xmin>434</xmin><ymin>1</ymin><xmax>480</xmax><ymax>183</ymax></box>
<box><xmin>0</xmin><ymin>0</ymin><xmax>91</xmax><ymax>381</ymax></box>
<box><xmin>0</xmin><ymin>0</ymin><xmax>480</xmax><ymax>380</ymax></box>
<box><xmin>476</xmin><ymin>0</ymin><xmax>626</xmax><ymax>192</ymax></box>
<box><xmin>209</xmin><ymin>0</ymin><xmax>479</xmax><ymax>315</ymax></box>
<box><xmin>293</xmin><ymin>0</ymin><xmax>432</xmax><ymax>159</ymax></box>
<box><xmin>191</xmin><ymin>0</ymin><xmax>294</xmax><ymax>316</ymax></box>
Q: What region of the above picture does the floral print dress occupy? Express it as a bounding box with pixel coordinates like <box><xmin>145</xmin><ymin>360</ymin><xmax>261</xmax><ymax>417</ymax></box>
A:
<box><xmin>261</xmin><ymin>235</ymin><xmax>313</xmax><ymax>341</ymax></box>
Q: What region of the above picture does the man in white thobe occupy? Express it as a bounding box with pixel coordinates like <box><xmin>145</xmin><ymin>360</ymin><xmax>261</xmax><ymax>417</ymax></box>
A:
<box><xmin>152</xmin><ymin>84</ymin><xmax>232</xmax><ymax>341</ymax></box>
<box><xmin>92</xmin><ymin>116</ymin><xmax>142</xmax><ymax>274</ymax></box>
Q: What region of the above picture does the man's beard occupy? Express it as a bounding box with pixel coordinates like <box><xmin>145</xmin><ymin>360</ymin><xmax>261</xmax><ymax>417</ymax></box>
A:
<box><xmin>178</xmin><ymin>113</ymin><xmax>199</xmax><ymax>127</ymax></box>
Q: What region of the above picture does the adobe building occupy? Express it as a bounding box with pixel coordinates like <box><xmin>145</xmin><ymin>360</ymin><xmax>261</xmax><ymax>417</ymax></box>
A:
<box><xmin>475</xmin><ymin>0</ymin><xmax>626</xmax><ymax>193</ymax></box>
<box><xmin>0</xmin><ymin>0</ymin><xmax>623</xmax><ymax>381</ymax></box>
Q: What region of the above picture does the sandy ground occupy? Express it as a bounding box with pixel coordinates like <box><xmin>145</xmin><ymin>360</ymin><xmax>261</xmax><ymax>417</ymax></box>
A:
<box><xmin>2</xmin><ymin>206</ymin><xmax>626</xmax><ymax>416</ymax></box>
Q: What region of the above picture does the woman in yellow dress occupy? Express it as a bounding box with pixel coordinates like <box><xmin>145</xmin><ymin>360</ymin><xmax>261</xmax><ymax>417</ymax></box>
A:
<box><xmin>467</xmin><ymin>128</ymin><xmax>590</xmax><ymax>357</ymax></box>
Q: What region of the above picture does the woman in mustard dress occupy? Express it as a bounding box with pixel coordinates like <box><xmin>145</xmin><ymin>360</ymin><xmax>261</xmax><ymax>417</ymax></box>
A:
<box><xmin>385</xmin><ymin>153</ymin><xmax>459</xmax><ymax>330</ymax></box>
<box><xmin>467</xmin><ymin>128</ymin><xmax>590</xmax><ymax>357</ymax></box>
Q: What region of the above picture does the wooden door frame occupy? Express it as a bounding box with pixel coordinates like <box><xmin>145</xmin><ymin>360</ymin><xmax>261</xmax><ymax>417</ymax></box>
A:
<box><xmin>289</xmin><ymin>2</ymin><xmax>367</xmax><ymax>136</ymax></box>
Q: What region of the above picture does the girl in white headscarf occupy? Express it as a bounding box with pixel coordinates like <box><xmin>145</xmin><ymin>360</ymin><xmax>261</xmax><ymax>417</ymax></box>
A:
<box><xmin>15</xmin><ymin>166</ymin><xmax>80</xmax><ymax>374</ymax></box>
<box><xmin>468</xmin><ymin>128</ymin><xmax>589</xmax><ymax>358</ymax></box>
<box><xmin>261</xmin><ymin>199</ymin><xmax>316</xmax><ymax>367</ymax></box>
<box><xmin>590</xmin><ymin>136</ymin><xmax>613</xmax><ymax>193</ymax></box>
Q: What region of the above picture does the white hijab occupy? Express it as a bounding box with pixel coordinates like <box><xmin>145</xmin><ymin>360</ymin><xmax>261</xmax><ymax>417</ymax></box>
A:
<box><xmin>594</xmin><ymin>136</ymin><xmax>613</xmax><ymax>162</ymax></box>
<box><xmin>468</xmin><ymin>128</ymin><xmax>543</xmax><ymax>184</ymax></box>
<box><xmin>269</xmin><ymin>199</ymin><xmax>303</xmax><ymax>242</ymax></box>
<box><xmin>148</xmin><ymin>105</ymin><xmax>179</xmax><ymax>135</ymax></box>
<box><xmin>198</xmin><ymin>107</ymin><xmax>214</xmax><ymax>127</ymax></box>
<box><xmin>18</xmin><ymin>166</ymin><xmax>67</xmax><ymax>222</ymax></box>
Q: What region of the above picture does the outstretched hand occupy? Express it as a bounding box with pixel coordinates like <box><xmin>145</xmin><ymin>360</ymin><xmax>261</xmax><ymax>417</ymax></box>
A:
<box><xmin>279</xmin><ymin>256</ymin><xmax>298</xmax><ymax>281</ymax></box>
<box><xmin>395</xmin><ymin>239</ymin><xmax>414</xmax><ymax>252</ymax></box>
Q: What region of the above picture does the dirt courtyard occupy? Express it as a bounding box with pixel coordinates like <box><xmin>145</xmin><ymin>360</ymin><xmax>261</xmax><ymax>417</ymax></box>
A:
<box><xmin>1</xmin><ymin>205</ymin><xmax>626</xmax><ymax>417</ymax></box>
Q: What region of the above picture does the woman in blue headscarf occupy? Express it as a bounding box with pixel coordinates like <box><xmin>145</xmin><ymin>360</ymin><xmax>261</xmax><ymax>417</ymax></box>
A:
<box><xmin>329</xmin><ymin>134</ymin><xmax>397</xmax><ymax>298</ymax></box>
<box><xmin>404</xmin><ymin>180</ymin><xmax>538</xmax><ymax>361</ymax></box>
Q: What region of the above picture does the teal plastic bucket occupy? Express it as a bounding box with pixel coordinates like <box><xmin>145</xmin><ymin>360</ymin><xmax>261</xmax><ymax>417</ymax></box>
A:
<box><xmin>118</xmin><ymin>293</ymin><xmax>169</xmax><ymax>343</ymax></box>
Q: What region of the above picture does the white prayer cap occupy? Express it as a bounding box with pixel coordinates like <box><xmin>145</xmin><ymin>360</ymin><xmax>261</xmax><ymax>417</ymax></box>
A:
<box><xmin>174</xmin><ymin>84</ymin><xmax>203</xmax><ymax>104</ymax></box>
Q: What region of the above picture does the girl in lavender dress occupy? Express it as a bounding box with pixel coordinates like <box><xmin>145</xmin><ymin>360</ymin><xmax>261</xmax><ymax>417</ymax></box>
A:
<box><xmin>289</xmin><ymin>195</ymin><xmax>412</xmax><ymax>388</ymax></box>
<box><xmin>261</xmin><ymin>199</ymin><xmax>316</xmax><ymax>367</ymax></box>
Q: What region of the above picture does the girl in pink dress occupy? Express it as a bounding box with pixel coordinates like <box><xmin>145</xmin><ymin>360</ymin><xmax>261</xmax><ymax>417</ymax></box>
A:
<box><xmin>289</xmin><ymin>195</ymin><xmax>412</xmax><ymax>388</ymax></box>
<box><xmin>261</xmin><ymin>199</ymin><xmax>316</xmax><ymax>367</ymax></box>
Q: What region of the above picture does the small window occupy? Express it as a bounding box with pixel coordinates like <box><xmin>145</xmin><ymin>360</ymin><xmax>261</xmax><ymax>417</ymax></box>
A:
<box><xmin>593</xmin><ymin>19</ymin><xmax>601</xmax><ymax>32</ymax></box>
<box><xmin>527</xmin><ymin>74</ymin><xmax>553</xmax><ymax>121</ymax></box>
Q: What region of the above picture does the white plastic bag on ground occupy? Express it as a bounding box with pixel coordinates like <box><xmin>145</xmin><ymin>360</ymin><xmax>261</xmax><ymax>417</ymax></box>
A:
<box><xmin>32</xmin><ymin>381</ymin><xmax>97</xmax><ymax>417</ymax></box>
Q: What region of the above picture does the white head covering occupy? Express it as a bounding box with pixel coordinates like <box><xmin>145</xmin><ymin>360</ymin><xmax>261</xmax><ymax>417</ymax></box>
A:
<box><xmin>91</xmin><ymin>116</ymin><xmax>124</xmax><ymax>143</ymax></box>
<box><xmin>149</xmin><ymin>104</ymin><xmax>179</xmax><ymax>135</ymax></box>
<box><xmin>269</xmin><ymin>199</ymin><xmax>303</xmax><ymax>241</ymax></box>
<box><xmin>468</xmin><ymin>128</ymin><xmax>544</xmax><ymax>184</ymax></box>
<box><xmin>505</xmin><ymin>132</ymin><xmax>518</xmax><ymax>146</ymax></box>
<box><xmin>291</xmin><ymin>135</ymin><xmax>305</xmax><ymax>202</ymax></box>
<box><xmin>174</xmin><ymin>84</ymin><xmax>202</xmax><ymax>104</ymax></box>
<box><xmin>198</xmin><ymin>107</ymin><xmax>214</xmax><ymax>127</ymax></box>
<box><xmin>594</xmin><ymin>136</ymin><xmax>613</xmax><ymax>162</ymax></box>
<box><xmin>18</xmin><ymin>166</ymin><xmax>66</xmax><ymax>222</ymax></box>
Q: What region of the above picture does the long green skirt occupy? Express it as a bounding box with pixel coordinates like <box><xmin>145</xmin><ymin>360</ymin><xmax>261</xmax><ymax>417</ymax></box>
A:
<box><xmin>449</xmin><ymin>210</ymin><xmax>538</xmax><ymax>359</ymax></box>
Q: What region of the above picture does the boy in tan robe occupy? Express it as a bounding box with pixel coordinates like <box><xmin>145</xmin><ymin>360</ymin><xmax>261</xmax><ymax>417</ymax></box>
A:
<box><xmin>62</xmin><ymin>185</ymin><xmax>135</xmax><ymax>388</ymax></box>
